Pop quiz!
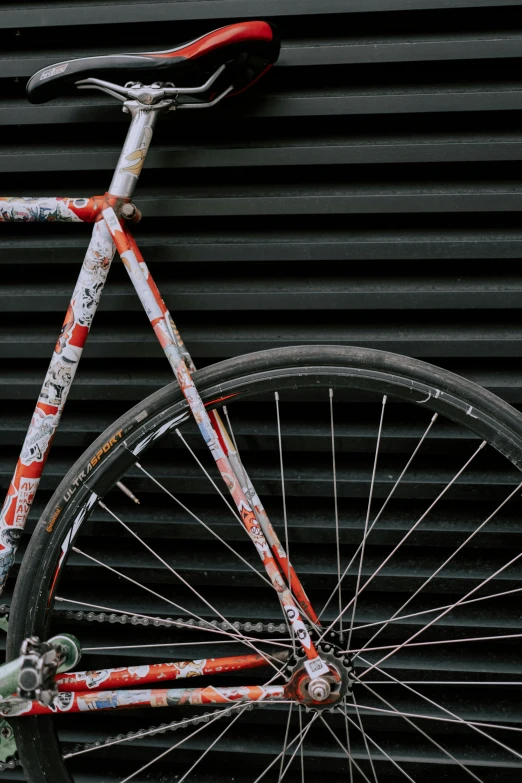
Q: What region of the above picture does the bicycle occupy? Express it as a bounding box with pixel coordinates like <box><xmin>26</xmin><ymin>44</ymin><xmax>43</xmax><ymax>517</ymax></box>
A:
<box><xmin>0</xmin><ymin>18</ymin><xmax>521</xmax><ymax>783</ymax></box>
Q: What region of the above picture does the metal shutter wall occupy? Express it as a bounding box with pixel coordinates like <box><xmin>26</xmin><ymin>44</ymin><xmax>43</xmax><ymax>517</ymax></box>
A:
<box><xmin>1</xmin><ymin>1</ymin><xmax>522</xmax><ymax>780</ymax></box>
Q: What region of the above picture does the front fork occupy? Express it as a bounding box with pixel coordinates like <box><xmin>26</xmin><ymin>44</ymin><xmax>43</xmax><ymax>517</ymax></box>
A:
<box><xmin>102</xmin><ymin>209</ymin><xmax>328</xmax><ymax>677</ymax></box>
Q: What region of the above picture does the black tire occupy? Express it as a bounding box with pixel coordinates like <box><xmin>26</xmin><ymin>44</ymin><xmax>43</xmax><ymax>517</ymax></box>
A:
<box><xmin>7</xmin><ymin>345</ymin><xmax>522</xmax><ymax>783</ymax></box>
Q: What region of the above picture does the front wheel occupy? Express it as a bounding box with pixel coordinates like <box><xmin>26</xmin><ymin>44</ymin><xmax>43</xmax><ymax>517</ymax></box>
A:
<box><xmin>7</xmin><ymin>345</ymin><xmax>522</xmax><ymax>783</ymax></box>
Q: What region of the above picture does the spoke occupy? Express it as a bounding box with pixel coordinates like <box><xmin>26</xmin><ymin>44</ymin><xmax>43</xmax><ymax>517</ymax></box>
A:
<box><xmin>72</xmin><ymin>546</ymin><xmax>216</xmax><ymax>629</ymax></box>
<box><xmin>120</xmin><ymin>704</ymin><xmax>247</xmax><ymax>783</ymax></box>
<box><xmin>134</xmin><ymin>466</ymin><xmax>271</xmax><ymax>587</ymax></box>
<box><xmin>338</xmin><ymin>704</ymin><xmax>417</xmax><ymax>783</ymax></box>
<box><xmin>339</xmin><ymin>395</ymin><xmax>386</xmax><ymax>650</ymax></box>
<box><xmin>223</xmin><ymin>406</ymin><xmax>240</xmax><ymax>455</ymax></box>
<box><xmin>56</xmin><ymin>596</ymin><xmax>284</xmax><ymax>660</ymax></box>
<box><xmin>275</xmin><ymin>392</ymin><xmax>290</xmax><ymax>581</ymax></box>
<box><xmin>263</xmin><ymin>660</ymin><xmax>291</xmax><ymax>687</ymax></box>
<box><xmin>343</xmin><ymin>698</ymin><xmax>354</xmax><ymax>783</ymax></box>
<box><xmin>279</xmin><ymin>714</ymin><xmax>316</xmax><ymax>783</ymax></box>
<box><xmin>175</xmin><ymin>429</ymin><xmax>243</xmax><ymax>523</ymax></box>
<box><xmin>329</xmin><ymin>388</ymin><xmax>343</xmax><ymax>635</ymax></box>
<box><xmin>348</xmin><ymin>394</ymin><xmax>387</xmax><ymax>650</ymax></box>
<box><xmin>359</xmin><ymin>545</ymin><xmax>522</xmax><ymax>678</ymax></box>
<box><xmin>221</xmin><ymin>406</ymin><xmax>321</xmax><ymax>635</ymax></box>
<box><xmin>319</xmin><ymin>412</ymin><xmax>438</xmax><ymax>621</ymax></box>
<box><xmin>358</xmin><ymin>657</ymin><xmax>522</xmax><ymax>763</ymax></box>
<box><xmin>176</xmin><ymin>706</ymin><xmax>247</xmax><ymax>783</ymax></box>
<box><xmin>352</xmin><ymin>698</ymin><xmax>379</xmax><ymax>783</ymax></box>
<box><xmin>349</xmin><ymin>631</ymin><xmax>522</xmax><ymax>655</ymax></box>
<box><xmin>275</xmin><ymin>391</ymin><xmax>293</xmax><ymax>649</ymax></box>
<box><xmin>96</xmin><ymin>502</ymin><xmax>280</xmax><ymax>672</ymax></box>
<box><xmin>222</xmin><ymin>405</ymin><xmax>249</xmax><ymax>491</ymax></box>
<box><xmin>64</xmin><ymin>704</ymin><xmax>244</xmax><ymax>759</ymax></box>
<box><xmin>72</xmin><ymin>546</ymin><xmax>280</xmax><ymax>665</ymax></box>
<box><xmin>348</xmin><ymin>584</ymin><xmax>522</xmax><ymax>634</ymax></box>
<box><xmin>365</xmin><ymin>680</ymin><xmax>522</xmax><ymax>686</ymax></box>
<box><xmin>299</xmin><ymin>706</ymin><xmax>305</xmax><ymax>783</ymax></box>
<box><xmin>252</xmin><ymin>712</ymin><xmax>318</xmax><ymax>783</ymax></box>
<box><xmin>370</xmin><ymin>412</ymin><xmax>437</xmax><ymax>525</ymax></box>
<box><xmin>83</xmin><ymin>638</ymin><xmax>294</xmax><ymax>652</ymax></box>
<box><xmin>278</xmin><ymin>703</ymin><xmax>294</xmax><ymax>782</ymax></box>
<box><xmin>323</xmin><ymin>438</ymin><xmax>486</xmax><ymax>646</ymax></box>
<box><xmin>319</xmin><ymin>715</ymin><xmax>373</xmax><ymax>783</ymax></box>
<box><xmin>359</xmin><ymin>680</ymin><xmax>485</xmax><ymax>782</ymax></box>
<box><xmin>174</xmin><ymin>428</ymin><xmax>320</xmax><ymax>639</ymax></box>
<box><xmin>98</xmin><ymin>501</ymin><xmax>246</xmax><ymax>621</ymax></box>
<box><xmin>344</xmin><ymin>700</ymin><xmax>522</xmax><ymax>735</ymax></box>
<box><xmin>358</xmin><ymin>479</ymin><xmax>522</xmax><ymax>654</ymax></box>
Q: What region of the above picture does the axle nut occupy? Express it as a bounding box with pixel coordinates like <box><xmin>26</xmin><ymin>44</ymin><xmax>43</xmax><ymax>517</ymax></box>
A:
<box><xmin>121</xmin><ymin>203</ymin><xmax>137</xmax><ymax>218</ymax></box>
<box><xmin>308</xmin><ymin>676</ymin><xmax>331</xmax><ymax>702</ymax></box>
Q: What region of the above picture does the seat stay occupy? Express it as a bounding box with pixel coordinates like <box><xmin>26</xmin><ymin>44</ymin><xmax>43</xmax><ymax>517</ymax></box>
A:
<box><xmin>102</xmin><ymin>206</ymin><xmax>327</xmax><ymax>675</ymax></box>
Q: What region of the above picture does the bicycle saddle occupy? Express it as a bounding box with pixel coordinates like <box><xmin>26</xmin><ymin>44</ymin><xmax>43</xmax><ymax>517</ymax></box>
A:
<box><xmin>26</xmin><ymin>21</ymin><xmax>279</xmax><ymax>104</ymax></box>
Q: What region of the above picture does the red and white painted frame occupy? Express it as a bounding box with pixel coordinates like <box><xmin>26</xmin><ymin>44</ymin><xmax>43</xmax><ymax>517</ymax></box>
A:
<box><xmin>0</xmin><ymin>96</ymin><xmax>328</xmax><ymax>714</ymax></box>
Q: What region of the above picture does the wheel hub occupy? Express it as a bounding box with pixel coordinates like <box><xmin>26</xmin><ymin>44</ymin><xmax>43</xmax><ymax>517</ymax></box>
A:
<box><xmin>286</xmin><ymin>644</ymin><xmax>355</xmax><ymax>712</ymax></box>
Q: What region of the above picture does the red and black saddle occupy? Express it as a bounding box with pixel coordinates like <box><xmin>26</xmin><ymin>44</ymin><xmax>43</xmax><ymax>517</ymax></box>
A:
<box><xmin>26</xmin><ymin>21</ymin><xmax>280</xmax><ymax>104</ymax></box>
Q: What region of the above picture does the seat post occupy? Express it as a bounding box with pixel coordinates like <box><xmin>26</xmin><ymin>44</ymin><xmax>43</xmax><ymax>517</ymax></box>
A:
<box><xmin>108</xmin><ymin>99</ymin><xmax>168</xmax><ymax>199</ymax></box>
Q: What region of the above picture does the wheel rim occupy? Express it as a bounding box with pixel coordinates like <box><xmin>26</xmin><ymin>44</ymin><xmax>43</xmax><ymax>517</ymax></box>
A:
<box><xmin>10</xmin><ymin>359</ymin><xmax>522</xmax><ymax>782</ymax></box>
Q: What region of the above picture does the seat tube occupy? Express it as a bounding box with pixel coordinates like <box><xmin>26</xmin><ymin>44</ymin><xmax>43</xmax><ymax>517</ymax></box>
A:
<box><xmin>0</xmin><ymin>219</ymin><xmax>116</xmax><ymax>594</ymax></box>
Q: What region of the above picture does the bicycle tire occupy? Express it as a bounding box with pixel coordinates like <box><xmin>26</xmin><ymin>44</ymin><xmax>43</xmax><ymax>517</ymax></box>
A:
<box><xmin>7</xmin><ymin>345</ymin><xmax>522</xmax><ymax>783</ymax></box>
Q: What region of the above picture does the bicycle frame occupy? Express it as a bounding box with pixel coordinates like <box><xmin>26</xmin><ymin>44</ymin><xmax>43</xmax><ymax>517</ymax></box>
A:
<box><xmin>0</xmin><ymin>93</ymin><xmax>332</xmax><ymax>714</ymax></box>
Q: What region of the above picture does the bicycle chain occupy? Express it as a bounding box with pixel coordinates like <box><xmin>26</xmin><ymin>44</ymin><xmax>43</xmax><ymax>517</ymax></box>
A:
<box><xmin>64</xmin><ymin>702</ymin><xmax>254</xmax><ymax>757</ymax></box>
<box><xmin>0</xmin><ymin>604</ymin><xmax>288</xmax><ymax>768</ymax></box>
<box><xmin>55</xmin><ymin>608</ymin><xmax>289</xmax><ymax>635</ymax></box>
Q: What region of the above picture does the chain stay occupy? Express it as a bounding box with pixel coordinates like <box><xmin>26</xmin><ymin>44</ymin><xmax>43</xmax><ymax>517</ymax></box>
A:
<box><xmin>0</xmin><ymin>605</ymin><xmax>290</xmax><ymax>768</ymax></box>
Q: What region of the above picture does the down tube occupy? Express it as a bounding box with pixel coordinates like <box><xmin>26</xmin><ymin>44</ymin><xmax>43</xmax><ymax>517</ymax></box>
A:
<box><xmin>0</xmin><ymin>219</ymin><xmax>116</xmax><ymax>592</ymax></box>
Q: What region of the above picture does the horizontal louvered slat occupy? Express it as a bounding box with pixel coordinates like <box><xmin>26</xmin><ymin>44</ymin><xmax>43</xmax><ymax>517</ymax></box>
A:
<box><xmin>3</xmin><ymin>277</ymin><xmax>522</xmax><ymax>310</ymax></box>
<box><xmin>2</xmin><ymin>0</ymin><xmax>519</xmax><ymax>29</ymax></box>
<box><xmin>3</xmin><ymin>230</ymin><xmax>522</xmax><ymax>261</ymax></box>
<box><xmin>4</xmin><ymin>321</ymin><xmax>522</xmax><ymax>358</ymax></box>
<box><xmin>7</xmin><ymin>36</ymin><xmax>522</xmax><ymax>81</ymax></box>
<box><xmin>6</xmin><ymin>138</ymin><xmax>522</xmax><ymax>172</ymax></box>
<box><xmin>4</xmin><ymin>89</ymin><xmax>522</xmax><ymax>126</ymax></box>
<box><xmin>2</xmin><ymin>365</ymin><xmax>522</xmax><ymax>403</ymax></box>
